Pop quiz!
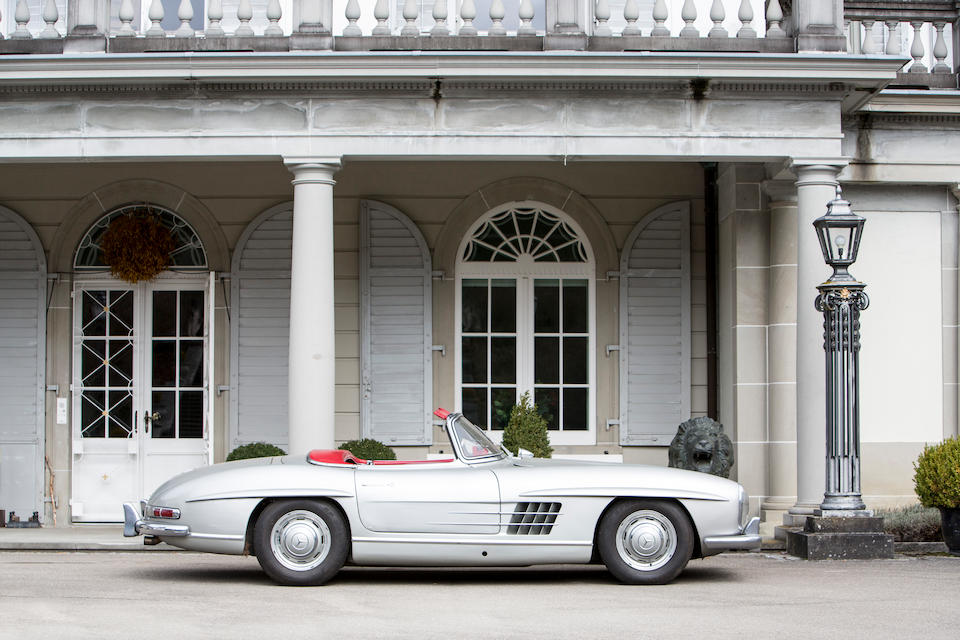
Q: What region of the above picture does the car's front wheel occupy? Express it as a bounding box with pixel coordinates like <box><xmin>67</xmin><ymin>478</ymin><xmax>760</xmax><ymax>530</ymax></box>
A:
<box><xmin>597</xmin><ymin>499</ymin><xmax>694</xmax><ymax>585</ymax></box>
<box><xmin>254</xmin><ymin>499</ymin><xmax>348</xmax><ymax>586</ymax></box>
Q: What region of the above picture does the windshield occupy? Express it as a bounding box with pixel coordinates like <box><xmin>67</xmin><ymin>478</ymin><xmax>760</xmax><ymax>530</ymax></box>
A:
<box><xmin>451</xmin><ymin>415</ymin><xmax>505</xmax><ymax>461</ymax></box>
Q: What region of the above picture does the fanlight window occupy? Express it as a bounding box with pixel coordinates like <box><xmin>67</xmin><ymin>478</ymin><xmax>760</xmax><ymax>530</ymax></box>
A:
<box><xmin>463</xmin><ymin>207</ymin><xmax>588</xmax><ymax>263</ymax></box>
<box><xmin>75</xmin><ymin>204</ymin><xmax>207</xmax><ymax>270</ymax></box>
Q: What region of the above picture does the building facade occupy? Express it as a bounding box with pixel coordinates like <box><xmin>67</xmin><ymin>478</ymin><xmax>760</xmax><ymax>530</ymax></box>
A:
<box><xmin>0</xmin><ymin>0</ymin><xmax>958</xmax><ymax>529</ymax></box>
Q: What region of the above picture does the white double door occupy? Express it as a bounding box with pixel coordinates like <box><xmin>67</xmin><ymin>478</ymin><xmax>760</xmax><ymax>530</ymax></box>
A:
<box><xmin>71</xmin><ymin>278</ymin><xmax>212</xmax><ymax>522</ymax></box>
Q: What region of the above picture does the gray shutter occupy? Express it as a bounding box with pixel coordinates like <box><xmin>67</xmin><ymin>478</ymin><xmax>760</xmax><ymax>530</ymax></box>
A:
<box><xmin>0</xmin><ymin>207</ymin><xmax>45</xmax><ymax>520</ymax></box>
<box><xmin>361</xmin><ymin>201</ymin><xmax>432</xmax><ymax>445</ymax></box>
<box><xmin>230</xmin><ymin>205</ymin><xmax>292</xmax><ymax>449</ymax></box>
<box><xmin>619</xmin><ymin>202</ymin><xmax>691</xmax><ymax>446</ymax></box>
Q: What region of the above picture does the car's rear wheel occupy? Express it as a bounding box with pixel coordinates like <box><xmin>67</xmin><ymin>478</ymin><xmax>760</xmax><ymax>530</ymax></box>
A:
<box><xmin>597</xmin><ymin>499</ymin><xmax>694</xmax><ymax>585</ymax></box>
<box><xmin>254</xmin><ymin>499</ymin><xmax>348</xmax><ymax>586</ymax></box>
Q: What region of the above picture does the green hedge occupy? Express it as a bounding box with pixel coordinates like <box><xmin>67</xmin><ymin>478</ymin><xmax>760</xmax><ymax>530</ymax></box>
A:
<box><xmin>914</xmin><ymin>436</ymin><xmax>960</xmax><ymax>509</ymax></box>
<box><xmin>339</xmin><ymin>438</ymin><xmax>396</xmax><ymax>461</ymax></box>
<box><xmin>226</xmin><ymin>442</ymin><xmax>286</xmax><ymax>461</ymax></box>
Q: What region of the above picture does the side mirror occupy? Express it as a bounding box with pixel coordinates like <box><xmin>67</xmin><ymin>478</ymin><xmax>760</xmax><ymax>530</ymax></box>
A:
<box><xmin>517</xmin><ymin>448</ymin><xmax>534</xmax><ymax>459</ymax></box>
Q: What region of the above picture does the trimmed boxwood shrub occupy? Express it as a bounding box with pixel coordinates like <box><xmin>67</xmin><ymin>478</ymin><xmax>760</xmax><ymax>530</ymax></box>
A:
<box><xmin>501</xmin><ymin>392</ymin><xmax>553</xmax><ymax>458</ymax></box>
<box><xmin>914</xmin><ymin>436</ymin><xmax>960</xmax><ymax>509</ymax></box>
<box><xmin>339</xmin><ymin>438</ymin><xmax>396</xmax><ymax>461</ymax></box>
<box><xmin>226</xmin><ymin>442</ymin><xmax>286</xmax><ymax>461</ymax></box>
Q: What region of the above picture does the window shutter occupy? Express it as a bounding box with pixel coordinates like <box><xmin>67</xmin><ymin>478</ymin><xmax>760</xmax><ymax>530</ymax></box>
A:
<box><xmin>619</xmin><ymin>202</ymin><xmax>691</xmax><ymax>446</ymax></box>
<box><xmin>361</xmin><ymin>201</ymin><xmax>433</xmax><ymax>445</ymax></box>
<box><xmin>230</xmin><ymin>205</ymin><xmax>292</xmax><ymax>449</ymax></box>
<box><xmin>0</xmin><ymin>207</ymin><xmax>45</xmax><ymax>519</ymax></box>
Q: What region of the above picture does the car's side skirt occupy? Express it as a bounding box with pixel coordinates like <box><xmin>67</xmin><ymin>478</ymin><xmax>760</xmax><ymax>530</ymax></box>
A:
<box><xmin>350</xmin><ymin>537</ymin><xmax>593</xmax><ymax>566</ymax></box>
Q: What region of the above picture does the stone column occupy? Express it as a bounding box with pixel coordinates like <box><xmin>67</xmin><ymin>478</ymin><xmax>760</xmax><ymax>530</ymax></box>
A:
<box><xmin>794</xmin><ymin>0</ymin><xmax>846</xmax><ymax>52</ymax></box>
<box><xmin>763</xmin><ymin>180</ymin><xmax>798</xmax><ymax>517</ymax></box>
<box><xmin>790</xmin><ymin>161</ymin><xmax>845</xmax><ymax>517</ymax></box>
<box><xmin>545</xmin><ymin>0</ymin><xmax>587</xmax><ymax>49</ymax></box>
<box><xmin>65</xmin><ymin>0</ymin><xmax>108</xmax><ymax>52</ymax></box>
<box><xmin>284</xmin><ymin>158</ymin><xmax>341</xmax><ymax>454</ymax></box>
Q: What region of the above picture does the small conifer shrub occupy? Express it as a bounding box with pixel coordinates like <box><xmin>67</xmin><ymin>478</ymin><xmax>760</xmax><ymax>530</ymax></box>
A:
<box><xmin>501</xmin><ymin>392</ymin><xmax>553</xmax><ymax>458</ymax></box>
<box><xmin>226</xmin><ymin>442</ymin><xmax>286</xmax><ymax>461</ymax></box>
<box><xmin>339</xmin><ymin>438</ymin><xmax>396</xmax><ymax>461</ymax></box>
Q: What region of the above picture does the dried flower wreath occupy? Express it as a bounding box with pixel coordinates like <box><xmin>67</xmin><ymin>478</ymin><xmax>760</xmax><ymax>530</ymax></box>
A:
<box><xmin>100</xmin><ymin>209</ymin><xmax>176</xmax><ymax>283</ymax></box>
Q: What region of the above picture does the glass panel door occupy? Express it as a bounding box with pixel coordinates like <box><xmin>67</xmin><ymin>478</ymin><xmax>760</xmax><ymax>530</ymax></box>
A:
<box><xmin>72</xmin><ymin>282</ymin><xmax>210</xmax><ymax>522</ymax></box>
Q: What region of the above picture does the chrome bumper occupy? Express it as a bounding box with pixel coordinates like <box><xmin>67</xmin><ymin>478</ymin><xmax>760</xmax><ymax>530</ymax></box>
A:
<box><xmin>123</xmin><ymin>502</ymin><xmax>190</xmax><ymax>538</ymax></box>
<box><xmin>701</xmin><ymin>517</ymin><xmax>762</xmax><ymax>552</ymax></box>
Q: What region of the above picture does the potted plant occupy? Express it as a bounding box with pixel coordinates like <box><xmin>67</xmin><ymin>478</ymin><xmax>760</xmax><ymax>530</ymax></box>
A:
<box><xmin>913</xmin><ymin>436</ymin><xmax>960</xmax><ymax>555</ymax></box>
<box><xmin>501</xmin><ymin>392</ymin><xmax>553</xmax><ymax>459</ymax></box>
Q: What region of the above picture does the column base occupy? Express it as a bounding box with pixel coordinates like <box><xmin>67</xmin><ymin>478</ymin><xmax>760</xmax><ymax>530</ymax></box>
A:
<box><xmin>785</xmin><ymin>516</ymin><xmax>894</xmax><ymax>560</ymax></box>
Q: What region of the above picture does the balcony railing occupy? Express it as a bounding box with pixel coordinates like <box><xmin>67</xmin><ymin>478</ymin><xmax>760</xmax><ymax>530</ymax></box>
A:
<box><xmin>0</xmin><ymin>0</ymin><xmax>958</xmax><ymax>83</ymax></box>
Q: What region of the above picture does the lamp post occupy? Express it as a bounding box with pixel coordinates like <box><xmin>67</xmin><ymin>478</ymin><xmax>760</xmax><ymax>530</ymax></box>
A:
<box><xmin>812</xmin><ymin>186</ymin><xmax>868</xmax><ymax>513</ymax></box>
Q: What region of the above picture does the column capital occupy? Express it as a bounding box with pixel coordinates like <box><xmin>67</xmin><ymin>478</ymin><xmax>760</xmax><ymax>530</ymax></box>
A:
<box><xmin>790</xmin><ymin>160</ymin><xmax>848</xmax><ymax>188</ymax></box>
<box><xmin>762</xmin><ymin>179</ymin><xmax>798</xmax><ymax>204</ymax></box>
<box><xmin>283</xmin><ymin>157</ymin><xmax>341</xmax><ymax>185</ymax></box>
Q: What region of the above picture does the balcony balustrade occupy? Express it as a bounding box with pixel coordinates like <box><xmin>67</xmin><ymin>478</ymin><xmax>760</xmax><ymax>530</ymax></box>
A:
<box><xmin>0</xmin><ymin>0</ymin><xmax>957</xmax><ymax>84</ymax></box>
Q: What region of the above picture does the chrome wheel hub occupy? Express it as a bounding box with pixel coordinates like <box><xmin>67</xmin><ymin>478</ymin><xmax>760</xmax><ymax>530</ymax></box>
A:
<box><xmin>270</xmin><ymin>509</ymin><xmax>331</xmax><ymax>572</ymax></box>
<box><xmin>615</xmin><ymin>510</ymin><xmax>677</xmax><ymax>571</ymax></box>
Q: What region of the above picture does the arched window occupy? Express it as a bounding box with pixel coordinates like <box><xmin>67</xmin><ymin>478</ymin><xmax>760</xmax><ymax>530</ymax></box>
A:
<box><xmin>456</xmin><ymin>203</ymin><xmax>595</xmax><ymax>446</ymax></box>
<box><xmin>74</xmin><ymin>204</ymin><xmax>207</xmax><ymax>271</ymax></box>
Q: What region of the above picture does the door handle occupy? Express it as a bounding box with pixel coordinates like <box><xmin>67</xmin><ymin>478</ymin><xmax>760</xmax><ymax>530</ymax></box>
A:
<box><xmin>144</xmin><ymin>411</ymin><xmax>160</xmax><ymax>434</ymax></box>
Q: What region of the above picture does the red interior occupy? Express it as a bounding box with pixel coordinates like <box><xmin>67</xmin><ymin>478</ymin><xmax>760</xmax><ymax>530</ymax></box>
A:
<box><xmin>307</xmin><ymin>449</ymin><xmax>453</xmax><ymax>466</ymax></box>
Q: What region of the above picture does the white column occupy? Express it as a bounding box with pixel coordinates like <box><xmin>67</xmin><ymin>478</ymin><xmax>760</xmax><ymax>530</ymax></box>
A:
<box><xmin>791</xmin><ymin>161</ymin><xmax>845</xmax><ymax>515</ymax></box>
<box><xmin>285</xmin><ymin>159</ymin><xmax>341</xmax><ymax>454</ymax></box>
<box><xmin>762</xmin><ymin>179</ymin><xmax>798</xmax><ymax>514</ymax></box>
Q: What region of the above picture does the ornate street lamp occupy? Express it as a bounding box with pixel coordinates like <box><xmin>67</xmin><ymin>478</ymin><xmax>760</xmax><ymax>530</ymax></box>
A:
<box><xmin>812</xmin><ymin>186</ymin><xmax>868</xmax><ymax>513</ymax></box>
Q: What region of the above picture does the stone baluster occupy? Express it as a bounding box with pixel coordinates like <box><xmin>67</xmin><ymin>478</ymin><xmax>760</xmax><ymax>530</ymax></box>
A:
<box><xmin>236</xmin><ymin>0</ymin><xmax>254</xmax><ymax>35</ymax></box>
<box><xmin>737</xmin><ymin>0</ymin><xmax>755</xmax><ymax>37</ymax></box>
<box><xmin>518</xmin><ymin>0</ymin><xmax>535</xmax><ymax>35</ymax></box>
<box><xmin>460</xmin><ymin>0</ymin><xmax>477</xmax><ymax>35</ymax></box>
<box><xmin>595</xmin><ymin>0</ymin><xmax>611</xmax><ymax>35</ymax></box>
<box><xmin>680</xmin><ymin>0</ymin><xmax>698</xmax><ymax>37</ymax></box>
<box><xmin>621</xmin><ymin>0</ymin><xmax>640</xmax><ymax>35</ymax></box>
<box><xmin>860</xmin><ymin>20</ymin><xmax>876</xmax><ymax>54</ymax></box>
<box><xmin>344</xmin><ymin>0</ymin><xmax>362</xmax><ymax>35</ymax></box>
<box><xmin>400</xmin><ymin>0</ymin><xmax>418</xmax><ymax>35</ymax></box>
<box><xmin>708</xmin><ymin>0</ymin><xmax>726</xmax><ymax>38</ymax></box>
<box><xmin>39</xmin><ymin>0</ymin><xmax>60</xmax><ymax>38</ymax></box>
<box><xmin>932</xmin><ymin>22</ymin><xmax>950</xmax><ymax>72</ymax></box>
<box><xmin>175</xmin><ymin>0</ymin><xmax>194</xmax><ymax>36</ymax></box>
<box><xmin>487</xmin><ymin>0</ymin><xmax>505</xmax><ymax>35</ymax></box>
<box><xmin>909</xmin><ymin>21</ymin><xmax>927</xmax><ymax>73</ymax></box>
<box><xmin>651</xmin><ymin>0</ymin><xmax>669</xmax><ymax>36</ymax></box>
<box><xmin>117</xmin><ymin>0</ymin><xmax>137</xmax><ymax>35</ymax></box>
<box><xmin>265</xmin><ymin>0</ymin><xmax>283</xmax><ymax>35</ymax></box>
<box><xmin>12</xmin><ymin>0</ymin><xmax>32</xmax><ymax>38</ymax></box>
<box><xmin>372</xmin><ymin>0</ymin><xmax>390</xmax><ymax>34</ymax></box>
<box><xmin>206</xmin><ymin>0</ymin><xmax>225</xmax><ymax>35</ymax></box>
<box><xmin>432</xmin><ymin>0</ymin><xmax>451</xmax><ymax>35</ymax></box>
<box><xmin>884</xmin><ymin>20</ymin><xmax>899</xmax><ymax>55</ymax></box>
<box><xmin>296</xmin><ymin>0</ymin><xmax>333</xmax><ymax>36</ymax></box>
<box><xmin>765</xmin><ymin>0</ymin><xmax>784</xmax><ymax>37</ymax></box>
<box><xmin>145</xmin><ymin>0</ymin><xmax>165</xmax><ymax>36</ymax></box>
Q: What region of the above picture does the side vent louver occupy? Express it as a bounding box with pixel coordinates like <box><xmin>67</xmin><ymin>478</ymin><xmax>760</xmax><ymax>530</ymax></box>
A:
<box><xmin>507</xmin><ymin>502</ymin><xmax>561</xmax><ymax>535</ymax></box>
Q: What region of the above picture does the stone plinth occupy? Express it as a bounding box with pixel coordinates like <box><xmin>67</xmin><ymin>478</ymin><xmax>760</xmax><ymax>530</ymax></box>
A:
<box><xmin>785</xmin><ymin>515</ymin><xmax>894</xmax><ymax>560</ymax></box>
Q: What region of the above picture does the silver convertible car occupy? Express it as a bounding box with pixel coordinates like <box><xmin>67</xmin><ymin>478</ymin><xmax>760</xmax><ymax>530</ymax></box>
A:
<box><xmin>124</xmin><ymin>409</ymin><xmax>760</xmax><ymax>585</ymax></box>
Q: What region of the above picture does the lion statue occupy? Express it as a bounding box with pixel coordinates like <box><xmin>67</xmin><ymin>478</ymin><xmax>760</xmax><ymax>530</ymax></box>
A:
<box><xmin>667</xmin><ymin>417</ymin><xmax>734</xmax><ymax>478</ymax></box>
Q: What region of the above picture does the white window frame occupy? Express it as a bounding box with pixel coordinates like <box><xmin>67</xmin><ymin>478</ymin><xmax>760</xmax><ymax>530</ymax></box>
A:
<box><xmin>455</xmin><ymin>202</ymin><xmax>596</xmax><ymax>446</ymax></box>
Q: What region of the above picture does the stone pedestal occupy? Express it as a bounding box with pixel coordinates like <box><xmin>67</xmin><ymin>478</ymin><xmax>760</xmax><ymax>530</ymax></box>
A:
<box><xmin>785</xmin><ymin>515</ymin><xmax>894</xmax><ymax>559</ymax></box>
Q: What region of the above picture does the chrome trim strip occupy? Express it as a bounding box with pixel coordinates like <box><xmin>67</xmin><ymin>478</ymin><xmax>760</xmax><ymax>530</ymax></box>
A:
<box><xmin>139</xmin><ymin>521</ymin><xmax>190</xmax><ymax>537</ymax></box>
<box><xmin>519</xmin><ymin>488</ymin><xmax>728</xmax><ymax>501</ymax></box>
<box><xmin>187</xmin><ymin>532</ymin><xmax>245</xmax><ymax>541</ymax></box>
<box><xmin>186</xmin><ymin>489</ymin><xmax>353</xmax><ymax>502</ymax></box>
<box><xmin>351</xmin><ymin>536</ymin><xmax>591</xmax><ymax>547</ymax></box>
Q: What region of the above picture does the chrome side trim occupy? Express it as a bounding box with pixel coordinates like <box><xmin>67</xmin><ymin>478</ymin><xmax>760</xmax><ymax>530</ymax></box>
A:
<box><xmin>351</xmin><ymin>536</ymin><xmax>591</xmax><ymax>547</ymax></box>
<box><xmin>519</xmin><ymin>487</ymin><xmax>728</xmax><ymax>501</ymax></box>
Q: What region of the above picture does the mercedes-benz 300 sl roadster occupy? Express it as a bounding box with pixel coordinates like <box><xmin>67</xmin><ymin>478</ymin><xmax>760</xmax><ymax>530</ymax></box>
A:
<box><xmin>124</xmin><ymin>409</ymin><xmax>760</xmax><ymax>585</ymax></box>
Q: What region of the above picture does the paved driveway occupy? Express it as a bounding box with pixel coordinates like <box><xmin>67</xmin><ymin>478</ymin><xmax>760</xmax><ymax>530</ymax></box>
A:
<box><xmin>1</xmin><ymin>551</ymin><xmax>957</xmax><ymax>639</ymax></box>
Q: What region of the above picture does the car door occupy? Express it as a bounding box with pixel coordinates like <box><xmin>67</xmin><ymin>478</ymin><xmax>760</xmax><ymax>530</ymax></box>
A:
<box><xmin>354</xmin><ymin>463</ymin><xmax>500</xmax><ymax>534</ymax></box>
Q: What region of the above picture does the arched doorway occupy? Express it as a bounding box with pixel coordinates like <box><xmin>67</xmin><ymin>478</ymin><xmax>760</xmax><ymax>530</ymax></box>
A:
<box><xmin>70</xmin><ymin>205</ymin><xmax>211</xmax><ymax>522</ymax></box>
<box><xmin>455</xmin><ymin>202</ymin><xmax>596</xmax><ymax>446</ymax></box>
